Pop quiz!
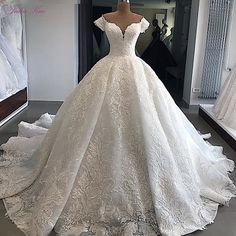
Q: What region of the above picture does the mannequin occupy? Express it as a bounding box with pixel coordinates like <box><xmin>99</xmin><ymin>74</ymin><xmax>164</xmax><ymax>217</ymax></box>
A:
<box><xmin>152</xmin><ymin>19</ymin><xmax>161</xmax><ymax>40</ymax></box>
<box><xmin>160</xmin><ymin>19</ymin><xmax>168</xmax><ymax>41</ymax></box>
<box><xmin>103</xmin><ymin>0</ymin><xmax>143</xmax><ymax>35</ymax></box>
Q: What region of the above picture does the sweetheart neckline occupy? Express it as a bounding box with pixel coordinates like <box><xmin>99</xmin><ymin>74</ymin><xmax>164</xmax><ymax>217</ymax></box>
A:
<box><xmin>101</xmin><ymin>15</ymin><xmax>145</xmax><ymax>39</ymax></box>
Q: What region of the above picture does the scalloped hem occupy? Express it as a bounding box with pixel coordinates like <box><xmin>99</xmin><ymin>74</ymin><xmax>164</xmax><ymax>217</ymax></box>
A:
<box><xmin>3</xmin><ymin>194</ymin><xmax>236</xmax><ymax>236</ymax></box>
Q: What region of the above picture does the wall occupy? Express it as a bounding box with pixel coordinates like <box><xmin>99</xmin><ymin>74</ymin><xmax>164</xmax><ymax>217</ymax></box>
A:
<box><xmin>24</xmin><ymin>0</ymin><xmax>78</xmax><ymax>101</ymax></box>
<box><xmin>182</xmin><ymin>0</ymin><xmax>199</xmax><ymax>105</ymax></box>
<box><xmin>183</xmin><ymin>0</ymin><xmax>210</xmax><ymax>106</ymax></box>
<box><xmin>187</xmin><ymin>0</ymin><xmax>210</xmax><ymax>105</ymax></box>
<box><xmin>166</xmin><ymin>8</ymin><xmax>175</xmax><ymax>36</ymax></box>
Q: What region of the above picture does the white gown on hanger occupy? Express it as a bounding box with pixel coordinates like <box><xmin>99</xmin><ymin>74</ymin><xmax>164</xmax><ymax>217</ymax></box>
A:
<box><xmin>1</xmin><ymin>4</ymin><xmax>23</xmax><ymax>55</ymax></box>
<box><xmin>0</xmin><ymin>47</ymin><xmax>18</xmax><ymax>100</ymax></box>
<box><xmin>0</xmin><ymin>4</ymin><xmax>27</xmax><ymax>91</ymax></box>
<box><xmin>0</xmin><ymin>16</ymin><xmax>236</xmax><ymax>236</ymax></box>
<box><xmin>213</xmin><ymin>65</ymin><xmax>236</xmax><ymax>130</ymax></box>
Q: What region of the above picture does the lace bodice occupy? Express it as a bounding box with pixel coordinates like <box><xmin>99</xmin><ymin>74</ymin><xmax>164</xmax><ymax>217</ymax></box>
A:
<box><xmin>94</xmin><ymin>16</ymin><xmax>149</xmax><ymax>57</ymax></box>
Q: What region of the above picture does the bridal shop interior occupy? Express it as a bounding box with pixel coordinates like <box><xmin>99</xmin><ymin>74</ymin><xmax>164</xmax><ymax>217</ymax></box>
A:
<box><xmin>0</xmin><ymin>0</ymin><xmax>236</xmax><ymax>235</ymax></box>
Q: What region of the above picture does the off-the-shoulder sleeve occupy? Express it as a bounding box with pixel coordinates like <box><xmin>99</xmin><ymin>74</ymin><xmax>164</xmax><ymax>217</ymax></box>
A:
<box><xmin>140</xmin><ymin>18</ymin><xmax>150</xmax><ymax>33</ymax></box>
<box><xmin>94</xmin><ymin>16</ymin><xmax>105</xmax><ymax>31</ymax></box>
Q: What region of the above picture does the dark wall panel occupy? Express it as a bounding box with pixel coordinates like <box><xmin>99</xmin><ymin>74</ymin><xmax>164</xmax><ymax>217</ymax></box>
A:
<box><xmin>0</xmin><ymin>88</ymin><xmax>27</xmax><ymax>122</ymax></box>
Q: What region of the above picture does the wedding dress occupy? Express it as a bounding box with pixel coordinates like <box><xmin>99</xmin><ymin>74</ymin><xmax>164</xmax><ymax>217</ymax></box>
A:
<box><xmin>213</xmin><ymin>65</ymin><xmax>236</xmax><ymax>130</ymax></box>
<box><xmin>0</xmin><ymin>16</ymin><xmax>236</xmax><ymax>236</ymax></box>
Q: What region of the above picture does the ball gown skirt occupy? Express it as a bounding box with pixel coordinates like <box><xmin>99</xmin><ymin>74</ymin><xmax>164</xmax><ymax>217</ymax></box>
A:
<box><xmin>213</xmin><ymin>65</ymin><xmax>236</xmax><ymax>130</ymax></box>
<box><xmin>141</xmin><ymin>37</ymin><xmax>176</xmax><ymax>81</ymax></box>
<box><xmin>0</xmin><ymin>16</ymin><xmax>235</xmax><ymax>236</ymax></box>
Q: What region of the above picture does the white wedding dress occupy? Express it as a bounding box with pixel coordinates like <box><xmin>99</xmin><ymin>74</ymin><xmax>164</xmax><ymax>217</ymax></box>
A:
<box><xmin>0</xmin><ymin>16</ymin><xmax>236</xmax><ymax>236</ymax></box>
<box><xmin>213</xmin><ymin>65</ymin><xmax>236</xmax><ymax>130</ymax></box>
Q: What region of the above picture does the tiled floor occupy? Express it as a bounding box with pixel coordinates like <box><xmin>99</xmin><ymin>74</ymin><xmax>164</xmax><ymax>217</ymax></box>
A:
<box><xmin>0</xmin><ymin>102</ymin><xmax>235</xmax><ymax>236</ymax></box>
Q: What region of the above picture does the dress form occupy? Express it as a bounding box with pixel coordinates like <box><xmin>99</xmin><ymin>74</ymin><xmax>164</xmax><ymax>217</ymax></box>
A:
<box><xmin>103</xmin><ymin>0</ymin><xmax>143</xmax><ymax>34</ymax></box>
